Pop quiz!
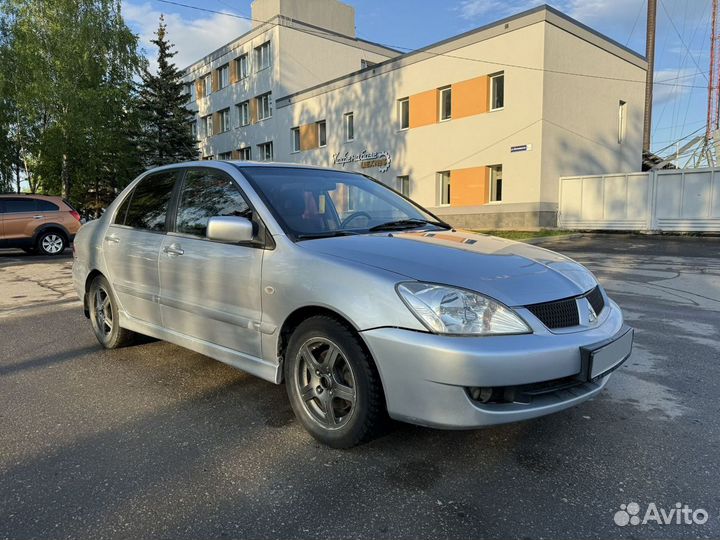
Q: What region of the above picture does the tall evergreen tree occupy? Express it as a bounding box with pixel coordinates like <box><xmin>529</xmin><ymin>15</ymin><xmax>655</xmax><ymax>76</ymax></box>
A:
<box><xmin>137</xmin><ymin>16</ymin><xmax>197</xmax><ymax>167</ymax></box>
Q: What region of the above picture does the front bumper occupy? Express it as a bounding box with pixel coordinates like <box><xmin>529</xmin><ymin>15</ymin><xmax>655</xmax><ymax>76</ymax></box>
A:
<box><xmin>361</xmin><ymin>300</ymin><xmax>631</xmax><ymax>429</ymax></box>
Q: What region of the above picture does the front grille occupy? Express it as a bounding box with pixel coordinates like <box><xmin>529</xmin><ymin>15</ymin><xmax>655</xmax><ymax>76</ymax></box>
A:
<box><xmin>586</xmin><ymin>285</ymin><xmax>605</xmax><ymax>315</ymax></box>
<box><xmin>526</xmin><ymin>298</ymin><xmax>579</xmax><ymax>329</ymax></box>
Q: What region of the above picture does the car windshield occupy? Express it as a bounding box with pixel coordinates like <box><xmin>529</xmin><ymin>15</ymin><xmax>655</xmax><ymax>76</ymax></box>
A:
<box><xmin>238</xmin><ymin>166</ymin><xmax>449</xmax><ymax>239</ymax></box>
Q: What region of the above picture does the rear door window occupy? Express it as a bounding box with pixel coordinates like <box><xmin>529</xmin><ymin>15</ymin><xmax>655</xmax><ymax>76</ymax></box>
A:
<box><xmin>175</xmin><ymin>169</ymin><xmax>250</xmax><ymax>237</ymax></box>
<box><xmin>122</xmin><ymin>171</ymin><xmax>178</xmax><ymax>231</ymax></box>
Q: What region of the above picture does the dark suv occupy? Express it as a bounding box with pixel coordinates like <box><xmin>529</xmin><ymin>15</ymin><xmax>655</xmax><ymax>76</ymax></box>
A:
<box><xmin>0</xmin><ymin>195</ymin><xmax>82</xmax><ymax>255</ymax></box>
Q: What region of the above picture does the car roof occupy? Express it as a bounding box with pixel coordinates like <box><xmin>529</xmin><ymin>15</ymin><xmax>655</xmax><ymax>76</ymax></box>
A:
<box><xmin>150</xmin><ymin>160</ymin><xmax>350</xmax><ymax>173</ymax></box>
<box><xmin>0</xmin><ymin>194</ymin><xmax>64</xmax><ymax>201</ymax></box>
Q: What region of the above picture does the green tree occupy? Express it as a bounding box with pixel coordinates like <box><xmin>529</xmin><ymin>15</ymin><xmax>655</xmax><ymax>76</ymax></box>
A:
<box><xmin>0</xmin><ymin>0</ymin><xmax>144</xmax><ymax>213</ymax></box>
<box><xmin>137</xmin><ymin>15</ymin><xmax>197</xmax><ymax>167</ymax></box>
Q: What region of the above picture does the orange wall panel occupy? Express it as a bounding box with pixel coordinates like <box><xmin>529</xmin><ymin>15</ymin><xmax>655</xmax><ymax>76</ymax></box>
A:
<box><xmin>452</xmin><ymin>76</ymin><xmax>489</xmax><ymax>119</ymax></box>
<box><xmin>409</xmin><ymin>89</ymin><xmax>438</xmax><ymax>128</ymax></box>
<box><xmin>450</xmin><ymin>167</ymin><xmax>489</xmax><ymax>207</ymax></box>
<box><xmin>299</xmin><ymin>123</ymin><xmax>318</xmax><ymax>150</ymax></box>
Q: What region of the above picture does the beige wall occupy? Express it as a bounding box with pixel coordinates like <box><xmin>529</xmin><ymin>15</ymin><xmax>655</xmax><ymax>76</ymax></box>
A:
<box><xmin>251</xmin><ymin>0</ymin><xmax>356</xmax><ymax>37</ymax></box>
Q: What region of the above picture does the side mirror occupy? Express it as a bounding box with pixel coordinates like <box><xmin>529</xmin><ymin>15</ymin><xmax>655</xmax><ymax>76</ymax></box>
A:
<box><xmin>206</xmin><ymin>216</ymin><xmax>254</xmax><ymax>243</ymax></box>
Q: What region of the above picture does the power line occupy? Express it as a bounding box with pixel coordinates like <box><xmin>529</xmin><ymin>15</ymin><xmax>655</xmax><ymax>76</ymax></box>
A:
<box><xmin>626</xmin><ymin>0</ymin><xmax>646</xmax><ymax>46</ymax></box>
<box><xmin>152</xmin><ymin>0</ymin><xmax>708</xmax><ymax>89</ymax></box>
<box><xmin>659</xmin><ymin>0</ymin><xmax>709</xmax><ymax>81</ymax></box>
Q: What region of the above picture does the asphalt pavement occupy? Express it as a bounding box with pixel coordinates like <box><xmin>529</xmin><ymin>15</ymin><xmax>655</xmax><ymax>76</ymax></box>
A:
<box><xmin>0</xmin><ymin>235</ymin><xmax>719</xmax><ymax>539</ymax></box>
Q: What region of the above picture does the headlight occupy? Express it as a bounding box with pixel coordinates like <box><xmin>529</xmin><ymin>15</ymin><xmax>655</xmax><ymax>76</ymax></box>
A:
<box><xmin>396</xmin><ymin>282</ymin><xmax>531</xmax><ymax>336</ymax></box>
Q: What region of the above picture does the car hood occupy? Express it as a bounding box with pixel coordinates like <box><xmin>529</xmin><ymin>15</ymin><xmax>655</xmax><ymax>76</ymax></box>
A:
<box><xmin>300</xmin><ymin>229</ymin><xmax>597</xmax><ymax>306</ymax></box>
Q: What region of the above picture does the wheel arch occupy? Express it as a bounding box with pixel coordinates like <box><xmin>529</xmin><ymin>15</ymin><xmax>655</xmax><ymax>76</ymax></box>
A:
<box><xmin>276</xmin><ymin>306</ymin><xmax>385</xmax><ymax>391</ymax></box>
<box><xmin>82</xmin><ymin>269</ymin><xmax>105</xmax><ymax>318</ymax></box>
<box><xmin>33</xmin><ymin>222</ymin><xmax>71</xmax><ymax>244</ymax></box>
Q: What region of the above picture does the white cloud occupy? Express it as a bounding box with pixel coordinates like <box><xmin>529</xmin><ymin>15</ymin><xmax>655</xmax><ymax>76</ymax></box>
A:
<box><xmin>457</xmin><ymin>0</ymin><xmax>543</xmax><ymax>19</ymax></box>
<box><xmin>122</xmin><ymin>1</ymin><xmax>252</xmax><ymax>72</ymax></box>
<box><xmin>652</xmin><ymin>67</ymin><xmax>703</xmax><ymax>105</ymax></box>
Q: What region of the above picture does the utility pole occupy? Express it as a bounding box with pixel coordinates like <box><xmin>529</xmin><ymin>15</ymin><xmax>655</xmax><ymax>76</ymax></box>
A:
<box><xmin>643</xmin><ymin>0</ymin><xmax>657</xmax><ymax>154</ymax></box>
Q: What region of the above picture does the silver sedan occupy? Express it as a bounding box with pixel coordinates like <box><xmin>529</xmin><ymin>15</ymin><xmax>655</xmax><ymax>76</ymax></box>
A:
<box><xmin>73</xmin><ymin>162</ymin><xmax>633</xmax><ymax>448</ymax></box>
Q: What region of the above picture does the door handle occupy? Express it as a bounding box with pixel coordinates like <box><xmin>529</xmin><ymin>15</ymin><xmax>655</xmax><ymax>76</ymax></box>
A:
<box><xmin>105</xmin><ymin>235</ymin><xmax>120</xmax><ymax>244</ymax></box>
<box><xmin>33</xmin><ymin>215</ymin><xmax>44</xmax><ymax>219</ymax></box>
<box><xmin>163</xmin><ymin>243</ymin><xmax>184</xmax><ymax>256</ymax></box>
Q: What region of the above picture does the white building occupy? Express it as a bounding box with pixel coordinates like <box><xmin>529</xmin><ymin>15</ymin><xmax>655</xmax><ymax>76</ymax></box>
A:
<box><xmin>182</xmin><ymin>0</ymin><xmax>647</xmax><ymax>228</ymax></box>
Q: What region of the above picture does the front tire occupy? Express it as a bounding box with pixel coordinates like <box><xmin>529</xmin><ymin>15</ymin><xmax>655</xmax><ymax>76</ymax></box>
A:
<box><xmin>88</xmin><ymin>275</ymin><xmax>136</xmax><ymax>349</ymax></box>
<box><xmin>284</xmin><ymin>316</ymin><xmax>386</xmax><ymax>448</ymax></box>
<box><xmin>36</xmin><ymin>231</ymin><xmax>66</xmax><ymax>256</ymax></box>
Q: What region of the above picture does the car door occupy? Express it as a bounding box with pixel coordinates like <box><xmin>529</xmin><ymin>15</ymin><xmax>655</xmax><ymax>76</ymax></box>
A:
<box><xmin>158</xmin><ymin>167</ymin><xmax>264</xmax><ymax>359</ymax></box>
<box><xmin>103</xmin><ymin>170</ymin><xmax>179</xmax><ymax>326</ymax></box>
<box><xmin>1</xmin><ymin>198</ymin><xmax>45</xmax><ymax>244</ymax></box>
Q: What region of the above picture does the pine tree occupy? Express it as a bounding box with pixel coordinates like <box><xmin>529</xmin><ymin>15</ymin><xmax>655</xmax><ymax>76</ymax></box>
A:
<box><xmin>137</xmin><ymin>15</ymin><xmax>197</xmax><ymax>167</ymax></box>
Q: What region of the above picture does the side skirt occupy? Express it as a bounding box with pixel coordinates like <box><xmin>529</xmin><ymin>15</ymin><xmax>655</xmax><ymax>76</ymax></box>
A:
<box><xmin>119</xmin><ymin>312</ymin><xmax>282</xmax><ymax>384</ymax></box>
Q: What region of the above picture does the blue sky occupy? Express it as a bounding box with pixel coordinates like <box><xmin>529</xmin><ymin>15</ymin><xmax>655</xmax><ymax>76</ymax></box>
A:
<box><xmin>121</xmin><ymin>0</ymin><xmax>712</xmax><ymax>156</ymax></box>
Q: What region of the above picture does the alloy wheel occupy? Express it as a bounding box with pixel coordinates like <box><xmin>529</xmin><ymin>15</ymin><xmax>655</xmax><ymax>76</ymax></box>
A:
<box><xmin>295</xmin><ymin>337</ymin><xmax>357</xmax><ymax>429</ymax></box>
<box><xmin>41</xmin><ymin>234</ymin><xmax>63</xmax><ymax>254</ymax></box>
<box><xmin>94</xmin><ymin>286</ymin><xmax>113</xmax><ymax>336</ymax></box>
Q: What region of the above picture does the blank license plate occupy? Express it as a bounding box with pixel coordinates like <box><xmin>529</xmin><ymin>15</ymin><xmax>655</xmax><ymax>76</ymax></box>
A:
<box><xmin>588</xmin><ymin>328</ymin><xmax>634</xmax><ymax>380</ymax></box>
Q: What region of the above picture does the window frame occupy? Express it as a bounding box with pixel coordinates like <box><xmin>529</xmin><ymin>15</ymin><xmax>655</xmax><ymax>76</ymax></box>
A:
<box><xmin>254</xmin><ymin>41</ymin><xmax>271</xmax><ymax>72</ymax></box>
<box><xmin>439</xmin><ymin>86</ymin><xmax>452</xmax><ymax>121</ymax></box>
<box><xmin>236</xmin><ymin>101</ymin><xmax>250</xmax><ymax>127</ymax></box>
<box><xmin>618</xmin><ymin>100</ymin><xmax>627</xmax><ymax>144</ymax></box>
<box><xmin>489</xmin><ymin>164</ymin><xmax>503</xmax><ymax>202</ymax></box>
<box><xmin>238</xmin><ymin>146</ymin><xmax>251</xmax><ymax>160</ymax></box>
<box><xmin>291</xmin><ymin>127</ymin><xmax>301</xmax><ymax>153</ymax></box>
<box><xmin>398</xmin><ymin>98</ymin><xmax>409</xmax><ymax>130</ymax></box>
<box><xmin>202</xmin><ymin>74</ymin><xmax>212</xmax><ymax>96</ymax></box>
<box><xmin>219</xmin><ymin>108</ymin><xmax>231</xmax><ymax>133</ymax></box>
<box><xmin>202</xmin><ymin>114</ymin><xmax>213</xmax><ymax>138</ymax></box>
<box><xmin>257</xmin><ymin>92</ymin><xmax>272</xmax><ymax>121</ymax></box>
<box><xmin>344</xmin><ymin>112</ymin><xmax>354</xmax><ymax>142</ymax></box>
<box><xmin>258</xmin><ymin>141</ymin><xmax>273</xmax><ymax>161</ymax></box>
<box><xmin>396</xmin><ymin>175</ymin><xmax>410</xmax><ymax>197</ymax></box>
<box><xmin>490</xmin><ymin>72</ymin><xmax>505</xmax><ymax>111</ymax></box>
<box><xmin>235</xmin><ymin>54</ymin><xmax>249</xmax><ymax>80</ymax></box>
<box><xmin>218</xmin><ymin>63</ymin><xmax>230</xmax><ymax>89</ymax></box>
<box><xmin>317</xmin><ymin>120</ymin><xmax>327</xmax><ymax>148</ymax></box>
<box><xmin>437</xmin><ymin>171</ymin><xmax>451</xmax><ymax>206</ymax></box>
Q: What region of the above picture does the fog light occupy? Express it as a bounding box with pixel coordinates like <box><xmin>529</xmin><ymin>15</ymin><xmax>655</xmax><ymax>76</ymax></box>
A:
<box><xmin>469</xmin><ymin>387</ymin><xmax>495</xmax><ymax>403</ymax></box>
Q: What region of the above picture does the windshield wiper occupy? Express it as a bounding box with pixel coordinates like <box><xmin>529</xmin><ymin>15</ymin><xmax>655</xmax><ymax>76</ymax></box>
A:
<box><xmin>296</xmin><ymin>230</ymin><xmax>360</xmax><ymax>240</ymax></box>
<box><xmin>368</xmin><ymin>218</ymin><xmax>451</xmax><ymax>232</ymax></box>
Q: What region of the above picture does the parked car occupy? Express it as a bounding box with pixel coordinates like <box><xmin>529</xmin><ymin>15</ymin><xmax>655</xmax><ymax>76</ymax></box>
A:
<box><xmin>72</xmin><ymin>162</ymin><xmax>633</xmax><ymax>448</ymax></box>
<box><xmin>0</xmin><ymin>194</ymin><xmax>82</xmax><ymax>255</ymax></box>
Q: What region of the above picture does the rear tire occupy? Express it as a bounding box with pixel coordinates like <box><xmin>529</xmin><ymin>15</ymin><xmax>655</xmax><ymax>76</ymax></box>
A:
<box><xmin>284</xmin><ymin>315</ymin><xmax>386</xmax><ymax>448</ymax></box>
<box><xmin>36</xmin><ymin>230</ymin><xmax>66</xmax><ymax>256</ymax></box>
<box><xmin>88</xmin><ymin>275</ymin><xmax>136</xmax><ymax>349</ymax></box>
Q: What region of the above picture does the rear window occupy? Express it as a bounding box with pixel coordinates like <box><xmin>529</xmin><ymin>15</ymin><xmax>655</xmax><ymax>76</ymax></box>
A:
<box><xmin>36</xmin><ymin>200</ymin><xmax>59</xmax><ymax>211</ymax></box>
<box><xmin>118</xmin><ymin>171</ymin><xmax>178</xmax><ymax>231</ymax></box>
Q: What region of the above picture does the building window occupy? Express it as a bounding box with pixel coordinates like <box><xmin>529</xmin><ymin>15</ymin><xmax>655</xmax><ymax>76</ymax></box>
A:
<box><xmin>235</xmin><ymin>54</ymin><xmax>248</xmax><ymax>80</ymax></box>
<box><xmin>186</xmin><ymin>82</ymin><xmax>196</xmax><ymax>102</ymax></box>
<box><xmin>218</xmin><ymin>63</ymin><xmax>229</xmax><ymax>89</ymax></box>
<box><xmin>190</xmin><ymin>120</ymin><xmax>197</xmax><ymax>139</ymax></box>
<box><xmin>202</xmin><ymin>74</ymin><xmax>212</xmax><ymax>96</ymax></box>
<box><xmin>490</xmin><ymin>165</ymin><xmax>503</xmax><ymax>202</ymax></box>
<box><xmin>317</xmin><ymin>120</ymin><xmax>327</xmax><ymax>147</ymax></box>
<box><xmin>439</xmin><ymin>87</ymin><xmax>452</xmax><ymax>121</ymax></box>
<box><xmin>238</xmin><ymin>147</ymin><xmax>251</xmax><ymax>160</ymax></box>
<box><xmin>236</xmin><ymin>101</ymin><xmax>250</xmax><ymax>127</ymax></box>
<box><xmin>218</xmin><ymin>151</ymin><xmax>232</xmax><ymax>160</ymax></box>
<box><xmin>257</xmin><ymin>92</ymin><xmax>272</xmax><ymax>120</ymax></box>
<box><xmin>255</xmin><ymin>41</ymin><xmax>271</xmax><ymax>72</ymax></box>
<box><xmin>398</xmin><ymin>98</ymin><xmax>409</xmax><ymax>130</ymax></box>
<box><xmin>219</xmin><ymin>108</ymin><xmax>230</xmax><ymax>133</ymax></box>
<box><xmin>258</xmin><ymin>141</ymin><xmax>273</xmax><ymax>161</ymax></box>
<box><xmin>344</xmin><ymin>112</ymin><xmax>354</xmax><ymax>141</ymax></box>
<box><xmin>396</xmin><ymin>175</ymin><xmax>410</xmax><ymax>197</ymax></box>
<box><xmin>291</xmin><ymin>127</ymin><xmax>300</xmax><ymax>153</ymax></box>
<box><xmin>490</xmin><ymin>73</ymin><xmax>504</xmax><ymax>110</ymax></box>
<box><xmin>437</xmin><ymin>171</ymin><xmax>451</xmax><ymax>205</ymax></box>
<box><xmin>618</xmin><ymin>100</ymin><xmax>627</xmax><ymax>144</ymax></box>
<box><xmin>201</xmin><ymin>114</ymin><xmax>213</xmax><ymax>137</ymax></box>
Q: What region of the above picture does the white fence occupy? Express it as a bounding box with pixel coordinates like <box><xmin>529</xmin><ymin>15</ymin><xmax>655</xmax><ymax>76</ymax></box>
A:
<box><xmin>558</xmin><ymin>168</ymin><xmax>720</xmax><ymax>232</ymax></box>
